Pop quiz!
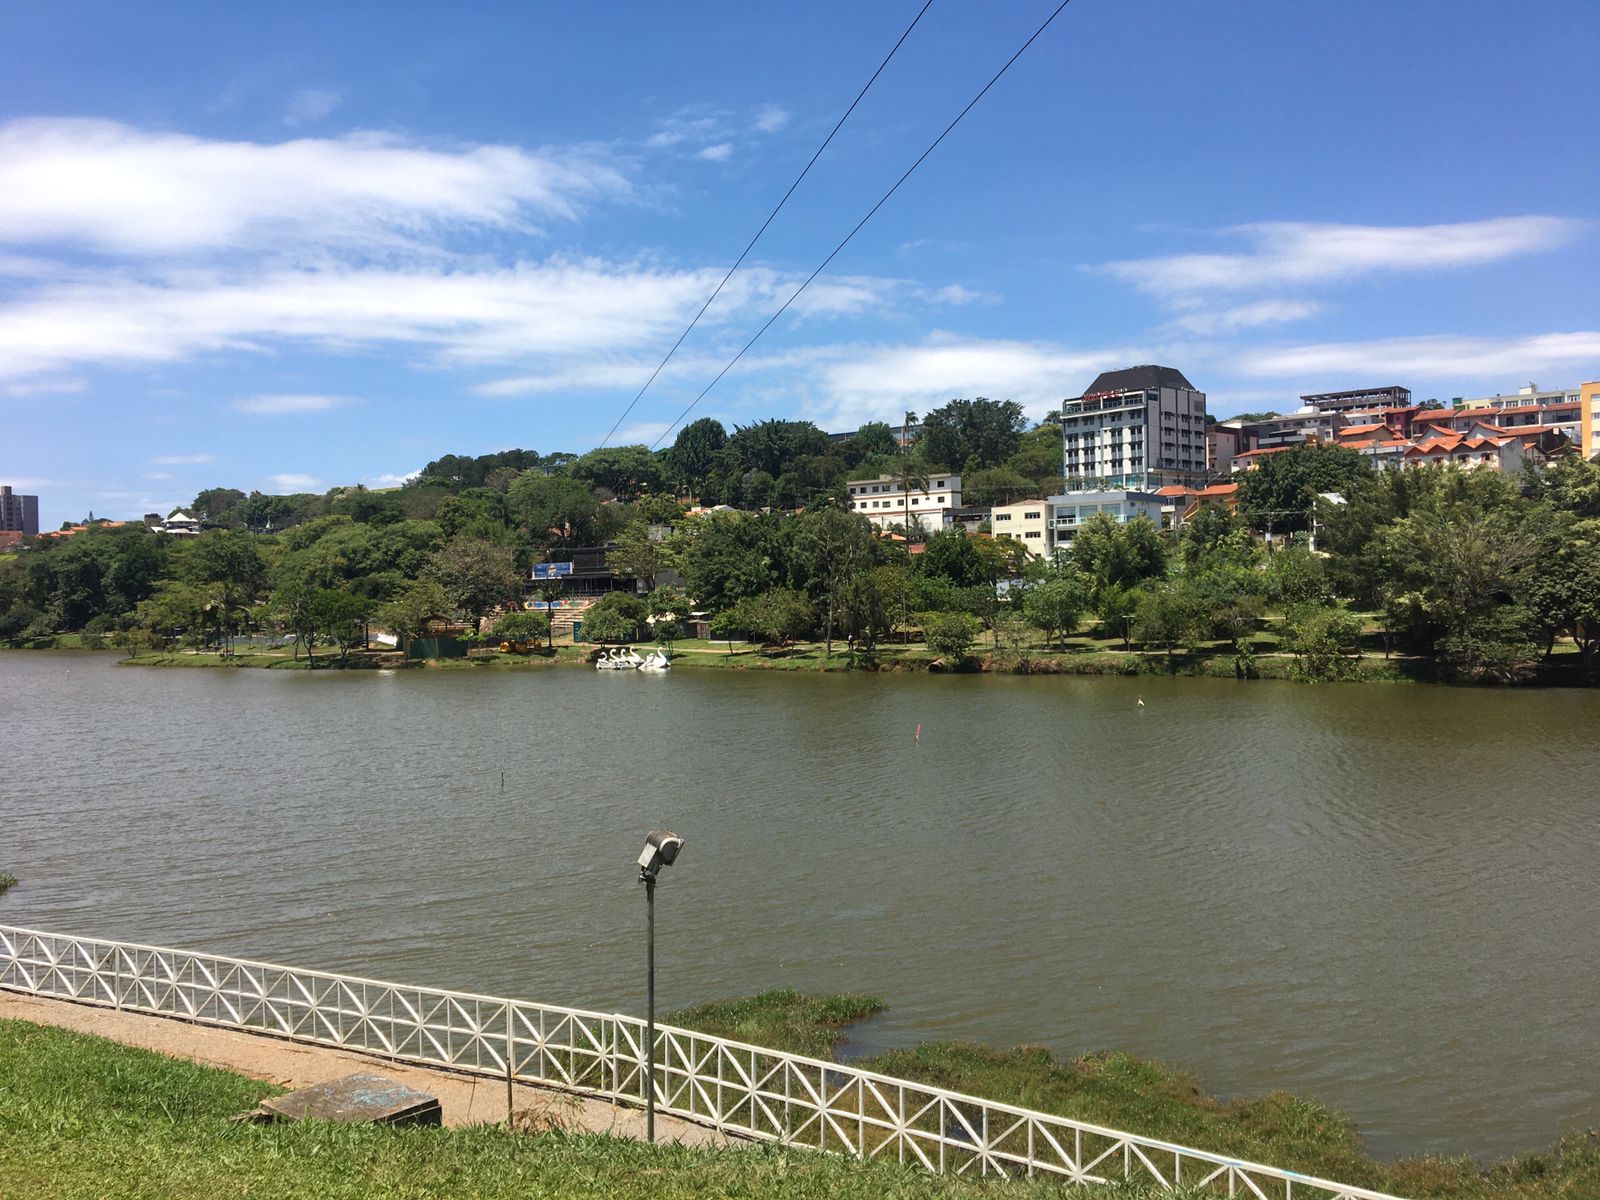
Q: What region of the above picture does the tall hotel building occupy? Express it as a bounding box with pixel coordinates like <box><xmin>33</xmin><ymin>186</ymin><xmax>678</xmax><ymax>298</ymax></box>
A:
<box><xmin>1060</xmin><ymin>366</ymin><xmax>1208</xmax><ymax>492</ymax></box>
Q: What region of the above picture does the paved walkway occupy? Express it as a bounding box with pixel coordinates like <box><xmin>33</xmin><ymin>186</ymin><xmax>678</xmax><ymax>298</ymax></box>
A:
<box><xmin>1</xmin><ymin>991</ymin><xmax>732</xmax><ymax>1146</ymax></box>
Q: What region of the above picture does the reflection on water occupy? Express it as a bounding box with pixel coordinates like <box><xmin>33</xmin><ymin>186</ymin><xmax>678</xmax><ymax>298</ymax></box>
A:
<box><xmin>1</xmin><ymin>652</ymin><xmax>1597</xmax><ymax>1160</ymax></box>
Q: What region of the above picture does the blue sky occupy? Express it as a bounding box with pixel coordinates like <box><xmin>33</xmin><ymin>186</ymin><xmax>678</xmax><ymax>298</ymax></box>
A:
<box><xmin>3</xmin><ymin>0</ymin><xmax>1597</xmax><ymax>527</ymax></box>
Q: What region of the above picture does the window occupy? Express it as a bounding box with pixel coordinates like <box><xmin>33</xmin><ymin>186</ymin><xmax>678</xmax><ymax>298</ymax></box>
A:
<box><xmin>1025</xmin><ymin>510</ymin><xmax>1040</xmax><ymax>519</ymax></box>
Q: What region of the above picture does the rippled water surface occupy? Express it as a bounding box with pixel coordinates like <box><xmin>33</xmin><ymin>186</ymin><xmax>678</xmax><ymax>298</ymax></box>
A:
<box><xmin>2</xmin><ymin>652</ymin><xmax>1597</xmax><ymax>1160</ymax></box>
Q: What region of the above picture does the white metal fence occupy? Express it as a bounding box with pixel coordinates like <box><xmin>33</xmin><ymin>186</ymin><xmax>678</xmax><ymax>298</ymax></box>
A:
<box><xmin>0</xmin><ymin>924</ymin><xmax>1401</xmax><ymax>1199</ymax></box>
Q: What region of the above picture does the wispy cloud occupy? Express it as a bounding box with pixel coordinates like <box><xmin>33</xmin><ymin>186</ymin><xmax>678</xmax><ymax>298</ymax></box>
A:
<box><xmin>364</xmin><ymin>470</ymin><xmax>419</xmax><ymax>487</ymax></box>
<box><xmin>266</xmin><ymin>472</ymin><xmax>321</xmax><ymax>491</ymax></box>
<box><xmin>234</xmin><ymin>393</ymin><xmax>349</xmax><ymax>414</ymax></box>
<box><xmin>917</xmin><ymin>283</ymin><xmax>997</xmax><ymax>307</ymax></box>
<box><xmin>695</xmin><ymin>142</ymin><xmax>733</xmax><ymax>163</ymax></box>
<box><xmin>753</xmin><ymin>105</ymin><xmax>790</xmax><ymax>134</ymax></box>
<box><xmin>0</xmin><ymin>118</ymin><xmax>627</xmax><ymax>256</ymax></box>
<box><xmin>283</xmin><ymin>88</ymin><xmax>341</xmax><ymax>127</ymax></box>
<box><xmin>2</xmin><ymin>375</ymin><xmax>84</xmax><ymax>397</ymax></box>
<box><xmin>1235</xmin><ymin>330</ymin><xmax>1600</xmax><ymax>382</ymax></box>
<box><xmin>145</xmin><ymin>471</ymin><xmax>175</xmax><ymax>480</ymax></box>
<box><xmin>150</xmin><ymin>452</ymin><xmax>216</xmax><ymax>465</ymax></box>
<box><xmin>1101</xmin><ymin>217</ymin><xmax>1581</xmax><ymax>294</ymax></box>
<box><xmin>1168</xmin><ymin>299</ymin><xmax>1322</xmax><ymax>335</ymax></box>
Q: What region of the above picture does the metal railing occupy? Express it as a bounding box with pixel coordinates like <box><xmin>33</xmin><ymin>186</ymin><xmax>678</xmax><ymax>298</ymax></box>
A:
<box><xmin>0</xmin><ymin>924</ymin><xmax>1401</xmax><ymax>1199</ymax></box>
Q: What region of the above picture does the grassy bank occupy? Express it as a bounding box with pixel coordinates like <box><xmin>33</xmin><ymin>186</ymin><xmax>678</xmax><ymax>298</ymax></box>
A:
<box><xmin>667</xmin><ymin>992</ymin><xmax>1600</xmax><ymax>1200</ymax></box>
<box><xmin>0</xmin><ymin>872</ymin><xmax>16</xmax><ymax>897</ymax></box>
<box><xmin>0</xmin><ymin>1018</ymin><xmax>1158</xmax><ymax>1199</ymax></box>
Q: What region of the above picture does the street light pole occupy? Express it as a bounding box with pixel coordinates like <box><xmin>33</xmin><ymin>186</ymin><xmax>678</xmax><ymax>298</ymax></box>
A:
<box><xmin>634</xmin><ymin>829</ymin><xmax>683</xmax><ymax>1146</ymax></box>
<box><xmin>644</xmin><ymin>870</ymin><xmax>656</xmax><ymax>1143</ymax></box>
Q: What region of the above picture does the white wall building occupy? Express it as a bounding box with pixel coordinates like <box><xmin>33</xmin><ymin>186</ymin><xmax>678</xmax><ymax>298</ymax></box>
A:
<box><xmin>990</xmin><ymin>498</ymin><xmax>1050</xmax><ymax>557</ymax></box>
<box><xmin>1060</xmin><ymin>365</ymin><xmax>1207</xmax><ymax>492</ymax></box>
<box><xmin>1045</xmin><ymin>489</ymin><xmax>1166</xmax><ymax>553</ymax></box>
<box><xmin>846</xmin><ymin>473</ymin><xmax>961</xmax><ymax>532</ymax></box>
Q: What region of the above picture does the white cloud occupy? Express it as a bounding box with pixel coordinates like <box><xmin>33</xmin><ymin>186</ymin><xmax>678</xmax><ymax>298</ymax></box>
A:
<box><xmin>283</xmin><ymin>88</ymin><xmax>342</xmax><ymax>127</ymax></box>
<box><xmin>790</xmin><ymin>334</ymin><xmax>1144</xmax><ymax>430</ymax></box>
<box><xmin>1234</xmin><ymin>330</ymin><xmax>1600</xmax><ymax>382</ymax></box>
<box><xmin>150</xmin><ymin>453</ymin><xmax>216</xmax><ymax>465</ymax></box>
<box><xmin>1168</xmin><ymin>299</ymin><xmax>1322</xmax><ymax>335</ymax></box>
<box><xmin>266</xmin><ymin>472</ymin><xmax>322</xmax><ymax>492</ymax></box>
<box><xmin>753</xmin><ymin>105</ymin><xmax>790</xmax><ymax>134</ymax></box>
<box><xmin>234</xmin><ymin>393</ymin><xmax>349</xmax><ymax>414</ymax></box>
<box><xmin>145</xmin><ymin>471</ymin><xmax>175</xmax><ymax>480</ymax></box>
<box><xmin>0</xmin><ymin>118</ymin><xmax>627</xmax><ymax>255</ymax></box>
<box><xmin>696</xmin><ymin>143</ymin><xmax>733</xmax><ymax>163</ymax></box>
<box><xmin>918</xmin><ymin>283</ymin><xmax>997</xmax><ymax>307</ymax></box>
<box><xmin>2</xmin><ymin>375</ymin><xmax>84</xmax><ymax>397</ymax></box>
<box><xmin>364</xmin><ymin>470</ymin><xmax>419</xmax><ymax>487</ymax></box>
<box><xmin>0</xmin><ymin>259</ymin><xmax>896</xmax><ymax>381</ymax></box>
<box><xmin>1101</xmin><ymin>217</ymin><xmax>1581</xmax><ymax>294</ymax></box>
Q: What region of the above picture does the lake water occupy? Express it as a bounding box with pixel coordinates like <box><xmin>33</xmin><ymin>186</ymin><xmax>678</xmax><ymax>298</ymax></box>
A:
<box><xmin>1</xmin><ymin>651</ymin><xmax>1596</xmax><ymax>1161</ymax></box>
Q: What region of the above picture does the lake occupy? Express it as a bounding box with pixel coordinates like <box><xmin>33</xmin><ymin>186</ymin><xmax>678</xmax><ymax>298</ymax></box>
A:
<box><xmin>1</xmin><ymin>651</ymin><xmax>1596</xmax><ymax>1161</ymax></box>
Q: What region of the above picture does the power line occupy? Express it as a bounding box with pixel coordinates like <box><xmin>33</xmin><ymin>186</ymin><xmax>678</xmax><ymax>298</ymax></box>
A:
<box><xmin>597</xmin><ymin>0</ymin><xmax>937</xmax><ymax>450</ymax></box>
<box><xmin>651</xmin><ymin>0</ymin><xmax>1076</xmax><ymax>452</ymax></box>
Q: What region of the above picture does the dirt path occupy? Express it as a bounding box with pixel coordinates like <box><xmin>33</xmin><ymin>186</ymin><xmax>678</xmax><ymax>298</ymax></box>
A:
<box><xmin>1</xmin><ymin>990</ymin><xmax>732</xmax><ymax>1146</ymax></box>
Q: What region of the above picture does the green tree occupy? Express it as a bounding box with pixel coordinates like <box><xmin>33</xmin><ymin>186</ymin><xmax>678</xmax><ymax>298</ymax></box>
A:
<box><xmin>1022</xmin><ymin>573</ymin><xmax>1089</xmax><ymax>650</ymax></box>
<box><xmin>791</xmin><ymin>506</ymin><xmax>876</xmax><ymax>655</ymax></box>
<box><xmin>489</xmin><ymin>610</ymin><xmax>551</xmax><ymax>650</ymax></box>
<box><xmin>427</xmin><ymin>535</ymin><xmax>521</xmax><ymax>631</ymax></box>
<box><xmin>962</xmin><ymin>465</ymin><xmax>1037</xmax><ymax>507</ymax></box>
<box><xmin>675</xmin><ymin>513</ymin><xmax>776</xmax><ymax>612</ymax></box>
<box><xmin>609</xmin><ymin>522</ymin><xmax>671</xmax><ymax>588</ymax></box>
<box><xmin>508</xmin><ymin>472</ymin><xmax>601</xmax><ymax>548</ymax></box>
<box><xmin>1282</xmin><ymin>602</ymin><xmax>1366</xmax><ymax>681</ymax></box>
<box><xmin>665</xmin><ymin>418</ymin><xmax>728</xmax><ymax>493</ymax></box>
<box><xmin>568</xmin><ymin>445</ymin><xmax>665</xmax><ymax>501</ymax></box>
<box><xmin>1237</xmin><ymin>443</ymin><xmax>1370</xmax><ymax>534</ymax></box>
<box><xmin>1070</xmin><ymin>514</ymin><xmax>1166</xmax><ymax>591</ymax></box>
<box><xmin>919</xmin><ymin>397</ymin><xmax>1027</xmax><ymax>472</ymax></box>
<box><xmin>1134</xmin><ymin>581</ymin><xmax>1206</xmax><ymax>663</ymax></box>
<box><xmin>580</xmin><ymin>605</ymin><xmax>636</xmax><ymax>646</ymax></box>
<box><xmin>376</xmin><ymin>578</ymin><xmax>452</xmax><ymax>647</ymax></box>
<box><xmin>924</xmin><ymin>611</ymin><xmax>980</xmax><ymax>660</ymax></box>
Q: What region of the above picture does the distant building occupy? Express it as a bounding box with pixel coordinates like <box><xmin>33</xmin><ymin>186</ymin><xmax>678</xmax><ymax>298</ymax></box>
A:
<box><xmin>158</xmin><ymin>510</ymin><xmax>201</xmax><ymax>537</ymax></box>
<box><xmin>1582</xmin><ymin>381</ymin><xmax>1600</xmax><ymax>459</ymax></box>
<box><xmin>1301</xmin><ymin>386</ymin><xmax>1412</xmax><ymax>413</ymax></box>
<box><xmin>0</xmin><ymin>485</ymin><xmax>39</xmax><ymax>537</ymax></box>
<box><xmin>1207</xmin><ymin>423</ymin><xmax>1245</xmax><ymax>476</ymax></box>
<box><xmin>1060</xmin><ymin>366</ymin><xmax>1207</xmax><ymax>492</ymax></box>
<box><xmin>989</xmin><ymin>498</ymin><xmax>1050</xmax><ymax>556</ymax></box>
<box><xmin>846</xmin><ymin>472</ymin><xmax>961</xmax><ymax>532</ymax></box>
<box><xmin>1457</xmin><ymin>382</ymin><xmax>1582</xmax><ymax>412</ymax></box>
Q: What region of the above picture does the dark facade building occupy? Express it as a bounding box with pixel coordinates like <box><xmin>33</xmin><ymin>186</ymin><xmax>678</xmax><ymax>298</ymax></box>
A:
<box><xmin>0</xmin><ymin>485</ymin><xmax>40</xmax><ymax>537</ymax></box>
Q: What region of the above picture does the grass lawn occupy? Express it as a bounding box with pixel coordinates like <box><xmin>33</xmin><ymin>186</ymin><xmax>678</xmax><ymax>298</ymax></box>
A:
<box><xmin>0</xmin><ymin>1018</ymin><xmax>1163</xmax><ymax>1200</ymax></box>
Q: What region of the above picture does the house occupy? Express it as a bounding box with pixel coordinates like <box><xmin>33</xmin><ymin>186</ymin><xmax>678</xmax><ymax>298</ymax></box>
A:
<box><xmin>845</xmin><ymin>472</ymin><xmax>962</xmax><ymax>532</ymax></box>
<box><xmin>158</xmin><ymin>511</ymin><xmax>201</xmax><ymax>536</ymax></box>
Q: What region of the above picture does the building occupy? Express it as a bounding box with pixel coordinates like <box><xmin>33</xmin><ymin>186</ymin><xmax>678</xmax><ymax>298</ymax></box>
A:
<box><xmin>989</xmin><ymin>498</ymin><xmax>1050</xmax><ymax>556</ymax></box>
<box><xmin>1154</xmin><ymin>482</ymin><xmax>1241</xmax><ymax>525</ymax></box>
<box><xmin>846</xmin><ymin>472</ymin><xmax>961</xmax><ymax>532</ymax></box>
<box><xmin>1238</xmin><ymin>408</ymin><xmax>1342</xmax><ymax>451</ymax></box>
<box><xmin>158</xmin><ymin>510</ymin><xmax>201</xmax><ymax>536</ymax></box>
<box><xmin>1458</xmin><ymin>382</ymin><xmax>1583</xmax><ymax>413</ymax></box>
<box><xmin>0</xmin><ymin>485</ymin><xmax>39</xmax><ymax>537</ymax></box>
<box><xmin>1301</xmin><ymin>385</ymin><xmax>1412</xmax><ymax>413</ymax></box>
<box><xmin>1582</xmin><ymin>381</ymin><xmax>1600</xmax><ymax>459</ymax></box>
<box><xmin>1403</xmin><ymin>423</ymin><xmax>1527</xmax><ymax>472</ymax></box>
<box><xmin>1060</xmin><ymin>366</ymin><xmax>1207</xmax><ymax>492</ymax></box>
<box><xmin>1207</xmin><ymin>422</ymin><xmax>1245</xmax><ymax>476</ymax></box>
<box><xmin>1045</xmin><ymin>489</ymin><xmax>1166</xmax><ymax>552</ymax></box>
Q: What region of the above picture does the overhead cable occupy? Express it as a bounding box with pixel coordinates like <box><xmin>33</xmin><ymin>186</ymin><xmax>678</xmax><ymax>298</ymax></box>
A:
<box><xmin>650</xmin><ymin>0</ymin><xmax>1077</xmax><ymax>451</ymax></box>
<box><xmin>597</xmin><ymin>0</ymin><xmax>938</xmax><ymax>449</ymax></box>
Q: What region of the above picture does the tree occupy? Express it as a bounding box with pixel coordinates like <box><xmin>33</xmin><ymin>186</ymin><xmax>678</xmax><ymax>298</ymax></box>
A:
<box><xmin>962</xmin><ymin>465</ymin><xmax>1037</xmax><ymax>507</ymax></box>
<box><xmin>652</xmin><ymin>618</ymin><xmax>683</xmax><ymax>652</ymax></box>
<box><xmin>376</xmin><ymin>578</ymin><xmax>452</xmax><ymax>647</ymax></box>
<box><xmin>312</xmin><ymin>589</ymin><xmax>373</xmax><ymax>661</ymax></box>
<box><xmin>1237</xmin><ymin>443</ymin><xmax>1370</xmax><ymax>534</ymax></box>
<box><xmin>665</xmin><ymin>418</ymin><xmax>728</xmax><ymax>493</ymax></box>
<box><xmin>190</xmin><ymin>487</ymin><xmax>246</xmax><ymax>526</ymax></box>
<box><xmin>427</xmin><ymin>535</ymin><xmax>521</xmax><ymax>631</ymax></box>
<box><xmin>489</xmin><ymin>610</ymin><xmax>551</xmax><ymax>650</ymax></box>
<box><xmin>1134</xmin><ymin>581</ymin><xmax>1206</xmax><ymax>662</ymax></box>
<box><xmin>1070</xmin><ymin>514</ymin><xmax>1166</xmax><ymax>591</ymax></box>
<box><xmin>919</xmin><ymin>398</ymin><xmax>1027</xmax><ymax>472</ymax></box>
<box><xmin>609</xmin><ymin>522</ymin><xmax>671</xmax><ymax>588</ymax></box>
<box><xmin>580</xmin><ymin>605</ymin><xmax>636</xmax><ymax>646</ymax></box>
<box><xmin>725</xmin><ymin>419</ymin><xmax>830</xmax><ymax>478</ymax></box>
<box><xmin>1023</xmin><ymin>573</ymin><xmax>1089</xmax><ymax>650</ymax></box>
<box><xmin>918</xmin><ymin>526</ymin><xmax>987</xmax><ymax>587</ymax></box>
<box><xmin>741</xmin><ymin>587</ymin><xmax>815</xmax><ymax>648</ymax></box>
<box><xmin>1095</xmin><ymin>582</ymin><xmax>1138</xmax><ymax>650</ymax></box>
<box><xmin>849</xmin><ymin>421</ymin><xmax>899</xmax><ymax>460</ymax></box>
<box><xmin>568</xmin><ymin>445</ymin><xmax>665</xmax><ymax>501</ymax></box>
<box><xmin>508</xmin><ymin>472</ymin><xmax>601</xmax><ymax>548</ymax></box>
<box><xmin>924</xmin><ymin>611</ymin><xmax>980</xmax><ymax>660</ymax></box>
<box><xmin>675</xmin><ymin>513</ymin><xmax>777</xmax><ymax>612</ymax></box>
<box><xmin>1525</xmin><ymin>517</ymin><xmax>1600</xmax><ymax>672</ymax></box>
<box><xmin>1282</xmin><ymin>602</ymin><xmax>1366</xmax><ymax>681</ymax></box>
<box><xmin>791</xmin><ymin>506</ymin><xmax>876</xmax><ymax>655</ymax></box>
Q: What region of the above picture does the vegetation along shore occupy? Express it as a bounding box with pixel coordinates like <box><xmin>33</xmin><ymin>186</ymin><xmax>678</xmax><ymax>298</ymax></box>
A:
<box><xmin>5</xmin><ymin>403</ymin><xmax>1599</xmax><ymax>687</ymax></box>
<box><xmin>3</xmin><ymin>992</ymin><xmax>1596</xmax><ymax>1199</ymax></box>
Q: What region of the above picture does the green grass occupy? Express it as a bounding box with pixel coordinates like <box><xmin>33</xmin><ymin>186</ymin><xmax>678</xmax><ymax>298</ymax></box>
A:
<box><xmin>668</xmin><ymin>989</ymin><xmax>885</xmax><ymax>1058</ymax></box>
<box><xmin>0</xmin><ymin>872</ymin><xmax>16</xmax><ymax>896</ymax></box>
<box><xmin>0</xmin><ymin>1018</ymin><xmax>1164</xmax><ymax>1199</ymax></box>
<box><xmin>666</xmin><ymin>993</ymin><xmax>1600</xmax><ymax>1200</ymax></box>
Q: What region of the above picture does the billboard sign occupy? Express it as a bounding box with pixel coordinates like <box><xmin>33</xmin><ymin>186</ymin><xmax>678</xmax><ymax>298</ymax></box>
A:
<box><xmin>531</xmin><ymin>562</ymin><xmax>573</xmax><ymax>579</ymax></box>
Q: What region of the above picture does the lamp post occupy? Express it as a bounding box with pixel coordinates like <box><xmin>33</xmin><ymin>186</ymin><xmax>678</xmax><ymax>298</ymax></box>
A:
<box><xmin>636</xmin><ymin>829</ymin><xmax>684</xmax><ymax>1143</ymax></box>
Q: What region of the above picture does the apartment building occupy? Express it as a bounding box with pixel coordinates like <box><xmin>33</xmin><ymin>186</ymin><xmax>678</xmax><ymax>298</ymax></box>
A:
<box><xmin>1581</xmin><ymin>381</ymin><xmax>1600</xmax><ymax>459</ymax></box>
<box><xmin>846</xmin><ymin>472</ymin><xmax>962</xmax><ymax>532</ymax></box>
<box><xmin>0</xmin><ymin>485</ymin><xmax>39</xmax><ymax>537</ymax></box>
<box><xmin>1044</xmin><ymin>489</ymin><xmax>1166</xmax><ymax>551</ymax></box>
<box><xmin>1060</xmin><ymin>366</ymin><xmax>1207</xmax><ymax>492</ymax></box>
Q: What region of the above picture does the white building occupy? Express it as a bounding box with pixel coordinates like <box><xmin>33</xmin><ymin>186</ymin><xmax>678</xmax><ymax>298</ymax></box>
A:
<box><xmin>158</xmin><ymin>510</ymin><xmax>201</xmax><ymax>537</ymax></box>
<box><xmin>1045</xmin><ymin>489</ymin><xmax>1166</xmax><ymax>553</ymax></box>
<box><xmin>989</xmin><ymin>498</ymin><xmax>1050</xmax><ymax>557</ymax></box>
<box><xmin>846</xmin><ymin>472</ymin><xmax>961</xmax><ymax>532</ymax></box>
<box><xmin>1060</xmin><ymin>365</ymin><xmax>1207</xmax><ymax>492</ymax></box>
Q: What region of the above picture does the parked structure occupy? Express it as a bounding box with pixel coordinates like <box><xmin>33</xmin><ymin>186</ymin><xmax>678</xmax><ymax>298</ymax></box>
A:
<box><xmin>846</xmin><ymin>472</ymin><xmax>961</xmax><ymax>532</ymax></box>
<box><xmin>0</xmin><ymin>485</ymin><xmax>39</xmax><ymax>537</ymax></box>
<box><xmin>1060</xmin><ymin>366</ymin><xmax>1207</xmax><ymax>492</ymax></box>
